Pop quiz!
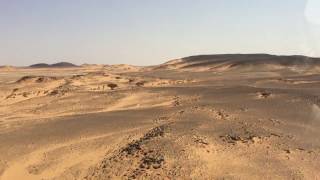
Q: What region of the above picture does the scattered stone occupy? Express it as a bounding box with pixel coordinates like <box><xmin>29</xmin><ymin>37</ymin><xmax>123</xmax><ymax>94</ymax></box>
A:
<box><xmin>141</xmin><ymin>154</ymin><xmax>164</xmax><ymax>169</ymax></box>
<box><xmin>88</xmin><ymin>125</ymin><xmax>167</xmax><ymax>179</ymax></box>
<box><xmin>49</xmin><ymin>85</ymin><xmax>72</xmax><ymax>96</ymax></box>
<box><xmin>107</xmin><ymin>83</ymin><xmax>118</xmax><ymax>90</ymax></box>
<box><xmin>194</xmin><ymin>138</ymin><xmax>209</xmax><ymax>145</ymax></box>
<box><xmin>257</xmin><ymin>91</ymin><xmax>272</xmax><ymax>98</ymax></box>
<box><xmin>136</xmin><ymin>81</ymin><xmax>146</xmax><ymax>87</ymax></box>
<box><xmin>172</xmin><ymin>96</ymin><xmax>180</xmax><ymax>106</ymax></box>
<box><xmin>220</xmin><ymin>133</ymin><xmax>259</xmax><ymax>144</ymax></box>
<box><xmin>270</xmin><ymin>133</ymin><xmax>281</xmax><ymax>137</ymax></box>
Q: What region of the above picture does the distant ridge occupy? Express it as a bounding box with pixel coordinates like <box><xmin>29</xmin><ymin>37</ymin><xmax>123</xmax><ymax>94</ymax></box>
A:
<box><xmin>29</xmin><ymin>62</ymin><xmax>78</xmax><ymax>68</ymax></box>
<box><xmin>160</xmin><ymin>54</ymin><xmax>320</xmax><ymax>70</ymax></box>
<box><xmin>0</xmin><ymin>65</ymin><xmax>15</xmax><ymax>71</ymax></box>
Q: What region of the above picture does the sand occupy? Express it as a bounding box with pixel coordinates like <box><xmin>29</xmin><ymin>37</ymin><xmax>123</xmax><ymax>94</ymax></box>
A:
<box><xmin>1</xmin><ymin>55</ymin><xmax>320</xmax><ymax>179</ymax></box>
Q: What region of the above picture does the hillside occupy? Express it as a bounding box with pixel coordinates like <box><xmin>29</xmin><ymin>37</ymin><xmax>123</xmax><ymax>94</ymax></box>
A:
<box><xmin>29</xmin><ymin>62</ymin><xmax>78</xmax><ymax>68</ymax></box>
<box><xmin>159</xmin><ymin>54</ymin><xmax>320</xmax><ymax>71</ymax></box>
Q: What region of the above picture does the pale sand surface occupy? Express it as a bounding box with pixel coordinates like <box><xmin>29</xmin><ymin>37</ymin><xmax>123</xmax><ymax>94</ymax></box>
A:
<box><xmin>1</xmin><ymin>55</ymin><xmax>320</xmax><ymax>179</ymax></box>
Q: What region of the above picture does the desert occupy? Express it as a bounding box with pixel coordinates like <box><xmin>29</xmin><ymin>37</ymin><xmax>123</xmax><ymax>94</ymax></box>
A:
<box><xmin>0</xmin><ymin>54</ymin><xmax>319</xmax><ymax>179</ymax></box>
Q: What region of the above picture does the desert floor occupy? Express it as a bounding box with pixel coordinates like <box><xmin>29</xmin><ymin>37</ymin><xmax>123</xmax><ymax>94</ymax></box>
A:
<box><xmin>0</xmin><ymin>61</ymin><xmax>320</xmax><ymax>179</ymax></box>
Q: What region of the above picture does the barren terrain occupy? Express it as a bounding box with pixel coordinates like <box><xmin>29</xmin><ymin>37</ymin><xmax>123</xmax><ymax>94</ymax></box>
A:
<box><xmin>1</xmin><ymin>54</ymin><xmax>320</xmax><ymax>179</ymax></box>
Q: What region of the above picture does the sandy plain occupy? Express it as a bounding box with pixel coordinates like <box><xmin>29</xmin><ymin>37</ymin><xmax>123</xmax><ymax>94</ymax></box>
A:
<box><xmin>0</xmin><ymin>54</ymin><xmax>320</xmax><ymax>179</ymax></box>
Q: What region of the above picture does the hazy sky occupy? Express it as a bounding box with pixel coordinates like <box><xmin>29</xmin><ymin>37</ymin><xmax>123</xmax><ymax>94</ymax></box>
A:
<box><xmin>0</xmin><ymin>0</ymin><xmax>320</xmax><ymax>66</ymax></box>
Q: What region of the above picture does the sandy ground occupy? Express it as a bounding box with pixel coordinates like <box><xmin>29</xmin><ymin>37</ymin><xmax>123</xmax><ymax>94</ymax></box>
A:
<box><xmin>1</xmin><ymin>57</ymin><xmax>320</xmax><ymax>179</ymax></box>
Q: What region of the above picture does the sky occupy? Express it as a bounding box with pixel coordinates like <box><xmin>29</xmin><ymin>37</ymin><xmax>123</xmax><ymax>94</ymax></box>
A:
<box><xmin>0</xmin><ymin>0</ymin><xmax>320</xmax><ymax>66</ymax></box>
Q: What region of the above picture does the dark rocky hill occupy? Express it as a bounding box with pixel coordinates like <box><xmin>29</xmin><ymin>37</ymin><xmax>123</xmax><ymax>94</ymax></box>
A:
<box><xmin>29</xmin><ymin>62</ymin><xmax>78</xmax><ymax>68</ymax></box>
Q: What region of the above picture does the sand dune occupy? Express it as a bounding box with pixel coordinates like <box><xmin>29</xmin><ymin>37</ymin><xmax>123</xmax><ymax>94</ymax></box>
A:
<box><xmin>1</xmin><ymin>54</ymin><xmax>320</xmax><ymax>179</ymax></box>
